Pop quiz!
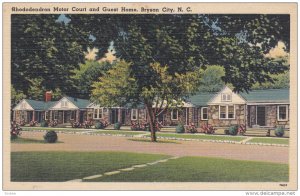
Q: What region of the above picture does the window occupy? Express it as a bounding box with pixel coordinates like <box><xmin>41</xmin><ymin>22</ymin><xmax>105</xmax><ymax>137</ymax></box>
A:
<box><xmin>219</xmin><ymin>105</ymin><xmax>235</xmax><ymax>119</ymax></box>
<box><xmin>70</xmin><ymin>111</ymin><xmax>76</xmax><ymax>120</ymax></box>
<box><xmin>61</xmin><ymin>100</ymin><xmax>68</xmax><ymax>108</ymax></box>
<box><xmin>93</xmin><ymin>108</ymin><xmax>103</xmax><ymax>119</ymax></box>
<box><xmin>221</xmin><ymin>93</ymin><xmax>232</xmax><ymax>102</ymax></box>
<box><xmin>201</xmin><ymin>107</ymin><xmax>208</xmax><ymax>120</ymax></box>
<box><xmin>53</xmin><ymin>111</ymin><xmax>58</xmax><ymax>120</ymax></box>
<box><xmin>131</xmin><ymin>109</ymin><xmax>138</xmax><ymax>120</ymax></box>
<box><xmin>278</xmin><ymin>105</ymin><xmax>288</xmax><ymax>121</ymax></box>
<box><xmin>21</xmin><ymin>103</ymin><xmax>26</xmax><ymax>109</ymax></box>
<box><xmin>219</xmin><ymin>106</ymin><xmax>226</xmax><ymax>119</ymax></box>
<box><xmin>45</xmin><ymin>111</ymin><xmax>49</xmax><ymax>120</ymax></box>
<box><xmin>228</xmin><ymin>106</ymin><xmax>235</xmax><ymax>119</ymax></box>
<box><xmin>171</xmin><ymin>109</ymin><xmax>178</xmax><ymax>120</ymax></box>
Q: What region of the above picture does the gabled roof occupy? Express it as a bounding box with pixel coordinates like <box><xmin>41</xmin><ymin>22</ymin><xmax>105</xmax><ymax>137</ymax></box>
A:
<box><xmin>65</xmin><ymin>96</ymin><xmax>91</xmax><ymax>109</ymax></box>
<box><xmin>188</xmin><ymin>92</ymin><xmax>217</xmax><ymax>106</ymax></box>
<box><xmin>25</xmin><ymin>99</ymin><xmax>57</xmax><ymax>110</ymax></box>
<box><xmin>240</xmin><ymin>88</ymin><xmax>289</xmax><ymax>103</ymax></box>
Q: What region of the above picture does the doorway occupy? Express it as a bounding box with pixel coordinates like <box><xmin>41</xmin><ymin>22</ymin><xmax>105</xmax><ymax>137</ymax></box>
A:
<box><xmin>256</xmin><ymin>106</ymin><xmax>266</xmax><ymax>126</ymax></box>
<box><xmin>111</xmin><ymin>109</ymin><xmax>119</xmax><ymax>124</ymax></box>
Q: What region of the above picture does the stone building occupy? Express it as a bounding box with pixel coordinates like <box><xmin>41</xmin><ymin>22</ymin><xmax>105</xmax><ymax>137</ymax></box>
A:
<box><xmin>12</xmin><ymin>86</ymin><xmax>289</xmax><ymax>129</ymax></box>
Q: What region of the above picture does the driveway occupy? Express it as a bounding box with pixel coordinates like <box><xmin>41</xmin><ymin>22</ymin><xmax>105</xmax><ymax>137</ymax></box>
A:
<box><xmin>11</xmin><ymin>131</ymin><xmax>289</xmax><ymax>164</ymax></box>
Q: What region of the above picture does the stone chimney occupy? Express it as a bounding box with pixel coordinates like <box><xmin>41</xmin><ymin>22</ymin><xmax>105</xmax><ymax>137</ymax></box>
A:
<box><xmin>45</xmin><ymin>91</ymin><xmax>52</xmax><ymax>102</ymax></box>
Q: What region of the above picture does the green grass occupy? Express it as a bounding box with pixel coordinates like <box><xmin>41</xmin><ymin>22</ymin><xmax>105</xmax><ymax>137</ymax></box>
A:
<box><xmin>128</xmin><ymin>138</ymin><xmax>180</xmax><ymax>144</ymax></box>
<box><xmin>11</xmin><ymin>151</ymin><xmax>169</xmax><ymax>182</ymax></box>
<box><xmin>86</xmin><ymin>156</ymin><xmax>288</xmax><ymax>182</ymax></box>
<box><xmin>247</xmin><ymin>138</ymin><xmax>289</xmax><ymax>145</ymax></box>
<box><xmin>11</xmin><ymin>137</ymin><xmax>47</xmax><ymax>144</ymax></box>
<box><xmin>154</xmin><ymin>133</ymin><xmax>245</xmax><ymax>142</ymax></box>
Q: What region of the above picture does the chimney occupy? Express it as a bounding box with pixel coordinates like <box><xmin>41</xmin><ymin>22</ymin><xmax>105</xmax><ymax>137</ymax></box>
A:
<box><xmin>45</xmin><ymin>91</ymin><xmax>52</xmax><ymax>102</ymax></box>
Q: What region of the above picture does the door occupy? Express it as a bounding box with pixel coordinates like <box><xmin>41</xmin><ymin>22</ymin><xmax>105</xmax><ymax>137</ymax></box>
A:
<box><xmin>111</xmin><ymin>109</ymin><xmax>119</xmax><ymax>124</ymax></box>
<box><xmin>256</xmin><ymin>106</ymin><xmax>266</xmax><ymax>126</ymax></box>
<box><xmin>121</xmin><ymin>110</ymin><xmax>126</xmax><ymax>124</ymax></box>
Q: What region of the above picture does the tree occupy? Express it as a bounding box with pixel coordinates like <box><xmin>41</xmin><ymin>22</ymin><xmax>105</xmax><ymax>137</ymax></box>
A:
<box><xmin>92</xmin><ymin>61</ymin><xmax>202</xmax><ymax>141</ymax></box>
<box><xmin>198</xmin><ymin>65</ymin><xmax>225</xmax><ymax>92</ymax></box>
<box><xmin>11</xmin><ymin>15</ymin><xmax>93</xmax><ymax>98</ymax></box>
<box><xmin>72</xmin><ymin>60</ymin><xmax>113</xmax><ymax>99</ymax></box>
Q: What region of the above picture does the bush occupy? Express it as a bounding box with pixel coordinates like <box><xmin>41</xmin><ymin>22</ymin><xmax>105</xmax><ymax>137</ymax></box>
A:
<box><xmin>29</xmin><ymin>120</ymin><xmax>38</xmax><ymax>127</ymax></box>
<box><xmin>275</xmin><ymin>126</ymin><xmax>285</xmax><ymax>137</ymax></box>
<box><xmin>11</xmin><ymin>121</ymin><xmax>22</xmax><ymax>140</ymax></box>
<box><xmin>201</xmin><ymin>124</ymin><xmax>215</xmax><ymax>134</ymax></box>
<box><xmin>40</xmin><ymin>120</ymin><xmax>48</xmax><ymax>127</ymax></box>
<box><xmin>176</xmin><ymin>124</ymin><xmax>185</xmax><ymax>133</ymax></box>
<box><xmin>95</xmin><ymin>120</ymin><xmax>109</xmax><ymax>129</ymax></box>
<box><xmin>229</xmin><ymin>125</ymin><xmax>238</xmax><ymax>135</ymax></box>
<box><xmin>49</xmin><ymin>120</ymin><xmax>58</xmax><ymax>127</ymax></box>
<box><xmin>114</xmin><ymin>122</ymin><xmax>122</xmax><ymax>130</ymax></box>
<box><xmin>43</xmin><ymin>131</ymin><xmax>58</xmax><ymax>143</ymax></box>
<box><xmin>185</xmin><ymin>123</ymin><xmax>197</xmax><ymax>133</ymax></box>
<box><xmin>71</xmin><ymin>121</ymin><xmax>81</xmax><ymax>128</ymax></box>
<box><xmin>224</xmin><ymin>129</ymin><xmax>230</xmax><ymax>135</ymax></box>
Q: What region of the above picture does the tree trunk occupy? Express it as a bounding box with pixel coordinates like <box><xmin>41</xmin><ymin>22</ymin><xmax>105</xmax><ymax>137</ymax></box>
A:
<box><xmin>145</xmin><ymin>102</ymin><xmax>157</xmax><ymax>142</ymax></box>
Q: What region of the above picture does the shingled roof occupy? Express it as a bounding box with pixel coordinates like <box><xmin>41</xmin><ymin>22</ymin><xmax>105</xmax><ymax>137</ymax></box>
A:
<box><xmin>25</xmin><ymin>99</ymin><xmax>57</xmax><ymax>110</ymax></box>
<box><xmin>65</xmin><ymin>96</ymin><xmax>91</xmax><ymax>109</ymax></box>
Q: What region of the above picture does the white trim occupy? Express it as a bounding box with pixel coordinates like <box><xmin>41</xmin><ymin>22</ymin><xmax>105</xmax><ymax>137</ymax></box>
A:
<box><xmin>201</xmin><ymin>107</ymin><xmax>208</xmax><ymax>120</ymax></box>
<box><xmin>93</xmin><ymin>108</ymin><xmax>103</xmax><ymax>119</ymax></box>
<box><xmin>131</xmin><ymin>109</ymin><xmax>138</xmax><ymax>120</ymax></box>
<box><xmin>45</xmin><ymin>111</ymin><xmax>48</xmax><ymax>120</ymax></box>
<box><xmin>247</xmin><ymin>102</ymin><xmax>289</xmax><ymax>105</ymax></box>
<box><xmin>171</xmin><ymin>109</ymin><xmax>179</xmax><ymax>120</ymax></box>
<box><xmin>219</xmin><ymin>105</ymin><xmax>235</xmax><ymax>120</ymax></box>
<box><xmin>277</xmin><ymin>105</ymin><xmax>289</xmax><ymax>121</ymax></box>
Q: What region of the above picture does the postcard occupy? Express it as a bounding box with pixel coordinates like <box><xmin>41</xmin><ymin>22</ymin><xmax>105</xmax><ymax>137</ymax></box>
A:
<box><xmin>2</xmin><ymin>2</ymin><xmax>297</xmax><ymax>191</ymax></box>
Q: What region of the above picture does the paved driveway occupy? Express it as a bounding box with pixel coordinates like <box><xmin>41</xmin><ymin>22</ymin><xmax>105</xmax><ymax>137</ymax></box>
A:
<box><xmin>11</xmin><ymin>131</ymin><xmax>289</xmax><ymax>164</ymax></box>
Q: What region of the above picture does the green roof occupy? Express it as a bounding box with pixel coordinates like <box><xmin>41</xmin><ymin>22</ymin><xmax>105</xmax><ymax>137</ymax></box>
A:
<box><xmin>189</xmin><ymin>92</ymin><xmax>216</xmax><ymax>106</ymax></box>
<box><xmin>26</xmin><ymin>99</ymin><xmax>57</xmax><ymax>110</ymax></box>
<box><xmin>240</xmin><ymin>89</ymin><xmax>289</xmax><ymax>103</ymax></box>
<box><xmin>65</xmin><ymin>96</ymin><xmax>91</xmax><ymax>109</ymax></box>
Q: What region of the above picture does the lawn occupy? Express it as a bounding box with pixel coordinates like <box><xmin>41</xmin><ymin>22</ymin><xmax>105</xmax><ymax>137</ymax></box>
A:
<box><xmin>128</xmin><ymin>138</ymin><xmax>180</xmax><ymax>144</ymax></box>
<box><xmin>85</xmin><ymin>156</ymin><xmax>289</xmax><ymax>182</ymax></box>
<box><xmin>11</xmin><ymin>137</ymin><xmax>47</xmax><ymax>144</ymax></box>
<box><xmin>11</xmin><ymin>151</ymin><xmax>169</xmax><ymax>182</ymax></box>
<box><xmin>247</xmin><ymin>138</ymin><xmax>289</xmax><ymax>145</ymax></box>
<box><xmin>153</xmin><ymin>133</ymin><xmax>245</xmax><ymax>142</ymax></box>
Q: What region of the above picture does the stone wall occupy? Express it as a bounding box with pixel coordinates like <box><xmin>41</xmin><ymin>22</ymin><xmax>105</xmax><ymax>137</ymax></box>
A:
<box><xmin>207</xmin><ymin>104</ymin><xmax>246</xmax><ymax>127</ymax></box>
<box><xmin>248</xmin><ymin>105</ymin><xmax>289</xmax><ymax>128</ymax></box>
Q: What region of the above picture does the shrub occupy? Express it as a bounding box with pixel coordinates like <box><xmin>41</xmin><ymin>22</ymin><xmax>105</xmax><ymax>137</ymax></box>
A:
<box><xmin>185</xmin><ymin>123</ymin><xmax>197</xmax><ymax>133</ymax></box>
<box><xmin>130</xmin><ymin>121</ymin><xmax>140</xmax><ymax>131</ymax></box>
<box><xmin>49</xmin><ymin>120</ymin><xmax>58</xmax><ymax>127</ymax></box>
<box><xmin>114</xmin><ymin>122</ymin><xmax>122</xmax><ymax>130</ymax></box>
<box><xmin>176</xmin><ymin>124</ymin><xmax>185</xmax><ymax>133</ymax></box>
<box><xmin>95</xmin><ymin>120</ymin><xmax>109</xmax><ymax>129</ymax></box>
<box><xmin>201</xmin><ymin>124</ymin><xmax>215</xmax><ymax>134</ymax></box>
<box><xmin>40</xmin><ymin>120</ymin><xmax>48</xmax><ymax>127</ymax></box>
<box><xmin>275</xmin><ymin>126</ymin><xmax>285</xmax><ymax>137</ymax></box>
<box><xmin>11</xmin><ymin>121</ymin><xmax>22</xmax><ymax>140</ymax></box>
<box><xmin>29</xmin><ymin>120</ymin><xmax>38</xmax><ymax>127</ymax></box>
<box><xmin>71</xmin><ymin>121</ymin><xmax>82</xmax><ymax>128</ymax></box>
<box><xmin>229</xmin><ymin>125</ymin><xmax>239</xmax><ymax>135</ymax></box>
<box><xmin>43</xmin><ymin>131</ymin><xmax>58</xmax><ymax>143</ymax></box>
<box><xmin>82</xmin><ymin>120</ymin><xmax>93</xmax><ymax>129</ymax></box>
<box><xmin>238</xmin><ymin>124</ymin><xmax>246</xmax><ymax>135</ymax></box>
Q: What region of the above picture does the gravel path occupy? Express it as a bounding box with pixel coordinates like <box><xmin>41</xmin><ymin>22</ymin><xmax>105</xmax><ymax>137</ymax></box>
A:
<box><xmin>11</xmin><ymin>131</ymin><xmax>288</xmax><ymax>164</ymax></box>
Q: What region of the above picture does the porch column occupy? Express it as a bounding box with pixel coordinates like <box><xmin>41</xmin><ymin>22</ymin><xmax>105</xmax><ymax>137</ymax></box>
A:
<box><xmin>49</xmin><ymin>111</ymin><xmax>52</xmax><ymax>121</ymax></box>
<box><xmin>185</xmin><ymin>108</ymin><xmax>188</xmax><ymax>125</ymax></box>
<box><xmin>118</xmin><ymin>108</ymin><xmax>121</xmax><ymax>123</ymax></box>
<box><xmin>62</xmin><ymin>111</ymin><xmax>65</xmax><ymax>124</ymax></box>
<box><xmin>76</xmin><ymin>110</ymin><xmax>80</xmax><ymax>122</ymax></box>
<box><xmin>32</xmin><ymin>111</ymin><xmax>35</xmax><ymax>121</ymax></box>
<box><xmin>13</xmin><ymin>110</ymin><xmax>16</xmax><ymax>121</ymax></box>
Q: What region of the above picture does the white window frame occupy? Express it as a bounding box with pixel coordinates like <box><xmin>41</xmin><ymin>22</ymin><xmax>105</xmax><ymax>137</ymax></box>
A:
<box><xmin>171</xmin><ymin>109</ymin><xmax>179</xmax><ymax>120</ymax></box>
<box><xmin>221</xmin><ymin>93</ymin><xmax>232</xmax><ymax>102</ymax></box>
<box><xmin>131</xmin><ymin>109</ymin><xmax>138</xmax><ymax>120</ymax></box>
<box><xmin>93</xmin><ymin>108</ymin><xmax>103</xmax><ymax>119</ymax></box>
<box><xmin>219</xmin><ymin>105</ymin><xmax>235</xmax><ymax>119</ymax></box>
<box><xmin>277</xmin><ymin>105</ymin><xmax>288</xmax><ymax>121</ymax></box>
<box><xmin>61</xmin><ymin>100</ymin><xmax>68</xmax><ymax>108</ymax></box>
<box><xmin>201</xmin><ymin>107</ymin><xmax>208</xmax><ymax>120</ymax></box>
<box><xmin>45</xmin><ymin>111</ymin><xmax>48</xmax><ymax>120</ymax></box>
